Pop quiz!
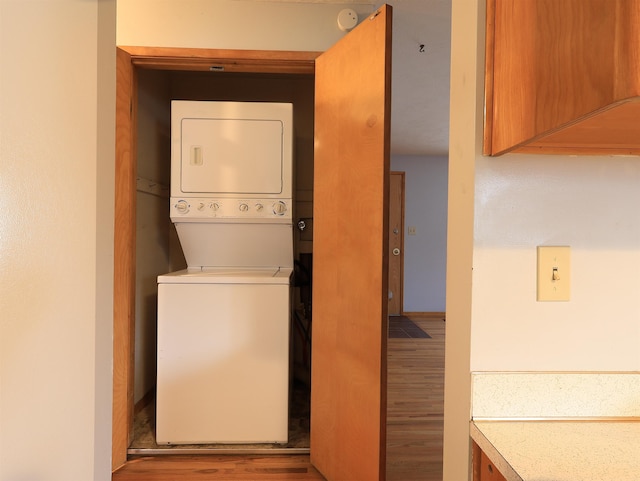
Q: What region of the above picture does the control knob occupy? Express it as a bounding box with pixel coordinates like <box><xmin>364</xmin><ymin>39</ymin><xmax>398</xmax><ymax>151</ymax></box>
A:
<box><xmin>272</xmin><ymin>201</ymin><xmax>287</xmax><ymax>216</ymax></box>
<box><xmin>175</xmin><ymin>200</ymin><xmax>189</xmax><ymax>214</ymax></box>
<box><xmin>239</xmin><ymin>203</ymin><xmax>249</xmax><ymax>212</ymax></box>
<box><xmin>209</xmin><ymin>202</ymin><xmax>220</xmax><ymax>211</ymax></box>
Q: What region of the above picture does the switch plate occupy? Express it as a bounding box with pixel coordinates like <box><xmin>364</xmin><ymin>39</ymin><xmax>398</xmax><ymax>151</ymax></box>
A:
<box><xmin>537</xmin><ymin>246</ymin><xmax>570</xmax><ymax>301</ymax></box>
<box><xmin>408</xmin><ymin>226</ymin><xmax>416</xmax><ymax>236</ymax></box>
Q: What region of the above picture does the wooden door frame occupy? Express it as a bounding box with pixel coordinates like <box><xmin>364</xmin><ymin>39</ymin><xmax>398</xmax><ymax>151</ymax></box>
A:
<box><xmin>112</xmin><ymin>46</ymin><xmax>320</xmax><ymax>472</ymax></box>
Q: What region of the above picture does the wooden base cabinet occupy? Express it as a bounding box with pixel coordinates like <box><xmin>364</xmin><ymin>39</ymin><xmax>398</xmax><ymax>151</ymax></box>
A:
<box><xmin>484</xmin><ymin>0</ymin><xmax>640</xmax><ymax>156</ymax></box>
<box><xmin>473</xmin><ymin>442</ymin><xmax>508</xmax><ymax>481</ymax></box>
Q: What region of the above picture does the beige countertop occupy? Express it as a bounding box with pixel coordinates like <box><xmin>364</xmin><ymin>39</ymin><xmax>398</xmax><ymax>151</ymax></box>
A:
<box><xmin>471</xmin><ymin>419</ymin><xmax>640</xmax><ymax>481</ymax></box>
<box><xmin>470</xmin><ymin>373</ymin><xmax>640</xmax><ymax>481</ymax></box>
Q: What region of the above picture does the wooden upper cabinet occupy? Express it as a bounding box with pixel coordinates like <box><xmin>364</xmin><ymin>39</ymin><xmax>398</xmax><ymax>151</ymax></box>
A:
<box><xmin>484</xmin><ymin>0</ymin><xmax>640</xmax><ymax>156</ymax></box>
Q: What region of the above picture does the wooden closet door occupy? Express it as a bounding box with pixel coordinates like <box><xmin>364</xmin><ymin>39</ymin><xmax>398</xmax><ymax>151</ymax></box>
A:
<box><xmin>311</xmin><ymin>5</ymin><xmax>392</xmax><ymax>480</ymax></box>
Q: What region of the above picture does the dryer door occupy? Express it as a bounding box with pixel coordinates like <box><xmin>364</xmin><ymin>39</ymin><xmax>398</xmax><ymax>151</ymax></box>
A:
<box><xmin>180</xmin><ymin>118</ymin><xmax>283</xmax><ymax>194</ymax></box>
<box><xmin>172</xmin><ymin>101</ymin><xmax>293</xmax><ymax>198</ymax></box>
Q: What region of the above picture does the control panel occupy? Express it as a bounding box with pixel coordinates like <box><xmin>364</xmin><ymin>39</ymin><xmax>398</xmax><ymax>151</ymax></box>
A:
<box><xmin>170</xmin><ymin>197</ymin><xmax>292</xmax><ymax>221</ymax></box>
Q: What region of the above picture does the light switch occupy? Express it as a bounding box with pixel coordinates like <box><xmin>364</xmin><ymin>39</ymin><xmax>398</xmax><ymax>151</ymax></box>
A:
<box><xmin>537</xmin><ymin>246</ymin><xmax>570</xmax><ymax>301</ymax></box>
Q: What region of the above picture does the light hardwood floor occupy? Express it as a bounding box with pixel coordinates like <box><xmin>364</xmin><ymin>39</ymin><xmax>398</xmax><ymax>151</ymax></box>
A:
<box><xmin>387</xmin><ymin>316</ymin><xmax>445</xmax><ymax>481</ymax></box>
<box><xmin>113</xmin><ymin>315</ymin><xmax>445</xmax><ymax>480</ymax></box>
<box><xmin>112</xmin><ymin>455</ymin><xmax>325</xmax><ymax>480</ymax></box>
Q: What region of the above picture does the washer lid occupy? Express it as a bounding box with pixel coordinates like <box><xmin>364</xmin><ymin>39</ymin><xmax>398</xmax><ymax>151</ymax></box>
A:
<box><xmin>158</xmin><ymin>267</ymin><xmax>293</xmax><ymax>285</ymax></box>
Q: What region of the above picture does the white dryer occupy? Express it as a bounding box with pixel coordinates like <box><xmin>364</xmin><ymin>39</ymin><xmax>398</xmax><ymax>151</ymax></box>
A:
<box><xmin>156</xmin><ymin>101</ymin><xmax>294</xmax><ymax>445</ymax></box>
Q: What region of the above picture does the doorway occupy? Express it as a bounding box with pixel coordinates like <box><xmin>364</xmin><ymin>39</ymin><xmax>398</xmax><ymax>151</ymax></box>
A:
<box><xmin>113</xmin><ymin>47</ymin><xmax>320</xmax><ymax>470</ymax></box>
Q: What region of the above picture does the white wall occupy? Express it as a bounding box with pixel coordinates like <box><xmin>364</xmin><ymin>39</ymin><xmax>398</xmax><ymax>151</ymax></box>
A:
<box><xmin>117</xmin><ymin>0</ymin><xmax>374</xmax><ymax>50</ymax></box>
<box><xmin>472</xmin><ymin>155</ymin><xmax>640</xmax><ymax>371</ymax></box>
<box><xmin>0</xmin><ymin>1</ymin><xmax>115</xmax><ymax>480</ymax></box>
<box><xmin>391</xmin><ymin>155</ymin><xmax>448</xmax><ymax>312</ymax></box>
<box><xmin>442</xmin><ymin>1</ymin><xmax>480</xmax><ymax>478</ymax></box>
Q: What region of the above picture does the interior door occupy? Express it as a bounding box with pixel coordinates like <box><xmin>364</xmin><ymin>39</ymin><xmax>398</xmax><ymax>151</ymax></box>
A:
<box><xmin>311</xmin><ymin>5</ymin><xmax>392</xmax><ymax>481</ymax></box>
<box><xmin>388</xmin><ymin>172</ymin><xmax>405</xmax><ymax>316</ymax></box>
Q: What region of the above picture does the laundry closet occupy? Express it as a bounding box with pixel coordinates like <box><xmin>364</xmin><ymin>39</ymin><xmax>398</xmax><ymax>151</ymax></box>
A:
<box><xmin>133</xmin><ymin>68</ymin><xmax>315</xmax><ymax>451</ymax></box>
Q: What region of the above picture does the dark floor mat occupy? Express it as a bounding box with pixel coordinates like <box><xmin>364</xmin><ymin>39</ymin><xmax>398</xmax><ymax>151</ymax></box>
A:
<box><xmin>388</xmin><ymin>316</ymin><xmax>431</xmax><ymax>338</ymax></box>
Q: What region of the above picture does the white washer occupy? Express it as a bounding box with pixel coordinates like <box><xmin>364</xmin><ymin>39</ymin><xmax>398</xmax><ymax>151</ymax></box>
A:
<box><xmin>156</xmin><ymin>267</ymin><xmax>292</xmax><ymax>445</ymax></box>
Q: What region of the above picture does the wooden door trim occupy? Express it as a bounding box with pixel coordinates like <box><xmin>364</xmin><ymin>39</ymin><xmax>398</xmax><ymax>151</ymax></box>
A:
<box><xmin>112</xmin><ymin>46</ymin><xmax>320</xmax><ymax>473</ymax></box>
<box><xmin>113</xmin><ymin>46</ymin><xmax>136</xmax><ymax>471</ymax></box>
<box><xmin>118</xmin><ymin>45</ymin><xmax>319</xmax><ymax>73</ymax></box>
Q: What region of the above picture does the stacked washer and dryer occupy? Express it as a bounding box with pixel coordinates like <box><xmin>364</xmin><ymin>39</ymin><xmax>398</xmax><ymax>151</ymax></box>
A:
<box><xmin>156</xmin><ymin>101</ymin><xmax>294</xmax><ymax>445</ymax></box>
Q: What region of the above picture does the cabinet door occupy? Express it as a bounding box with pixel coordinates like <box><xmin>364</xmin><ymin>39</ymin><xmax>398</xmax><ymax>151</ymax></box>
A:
<box><xmin>481</xmin><ymin>450</ymin><xmax>507</xmax><ymax>481</ymax></box>
<box><xmin>311</xmin><ymin>4</ymin><xmax>392</xmax><ymax>481</ymax></box>
<box><xmin>484</xmin><ymin>0</ymin><xmax>640</xmax><ymax>156</ymax></box>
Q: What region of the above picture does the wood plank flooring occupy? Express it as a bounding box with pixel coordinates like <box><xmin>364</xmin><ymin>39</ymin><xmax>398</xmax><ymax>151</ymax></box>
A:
<box><xmin>112</xmin><ymin>455</ymin><xmax>325</xmax><ymax>480</ymax></box>
<box><xmin>387</xmin><ymin>316</ymin><xmax>445</xmax><ymax>481</ymax></box>
<box><xmin>113</xmin><ymin>315</ymin><xmax>445</xmax><ymax>480</ymax></box>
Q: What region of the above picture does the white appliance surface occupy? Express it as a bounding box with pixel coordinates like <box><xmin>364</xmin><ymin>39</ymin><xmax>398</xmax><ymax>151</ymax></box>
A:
<box><xmin>175</xmin><ymin>222</ymin><xmax>293</xmax><ymax>269</ymax></box>
<box><xmin>181</xmin><ymin>117</ymin><xmax>284</xmax><ymax>194</ymax></box>
<box><xmin>158</xmin><ymin>266</ymin><xmax>293</xmax><ymax>284</ymax></box>
<box><xmin>156</xmin><ymin>268</ymin><xmax>292</xmax><ymax>445</ymax></box>
<box><xmin>171</xmin><ymin>100</ymin><xmax>293</xmax><ymax>200</ymax></box>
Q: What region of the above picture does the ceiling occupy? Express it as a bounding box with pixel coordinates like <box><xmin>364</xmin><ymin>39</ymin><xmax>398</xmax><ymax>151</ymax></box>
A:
<box><xmin>297</xmin><ymin>0</ymin><xmax>452</xmax><ymax>157</ymax></box>
<box><xmin>384</xmin><ymin>0</ymin><xmax>451</xmax><ymax>157</ymax></box>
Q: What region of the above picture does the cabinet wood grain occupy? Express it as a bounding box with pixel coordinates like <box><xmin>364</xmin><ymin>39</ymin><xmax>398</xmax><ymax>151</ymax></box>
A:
<box><xmin>472</xmin><ymin>442</ymin><xmax>507</xmax><ymax>481</ymax></box>
<box><xmin>484</xmin><ymin>0</ymin><xmax>640</xmax><ymax>156</ymax></box>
